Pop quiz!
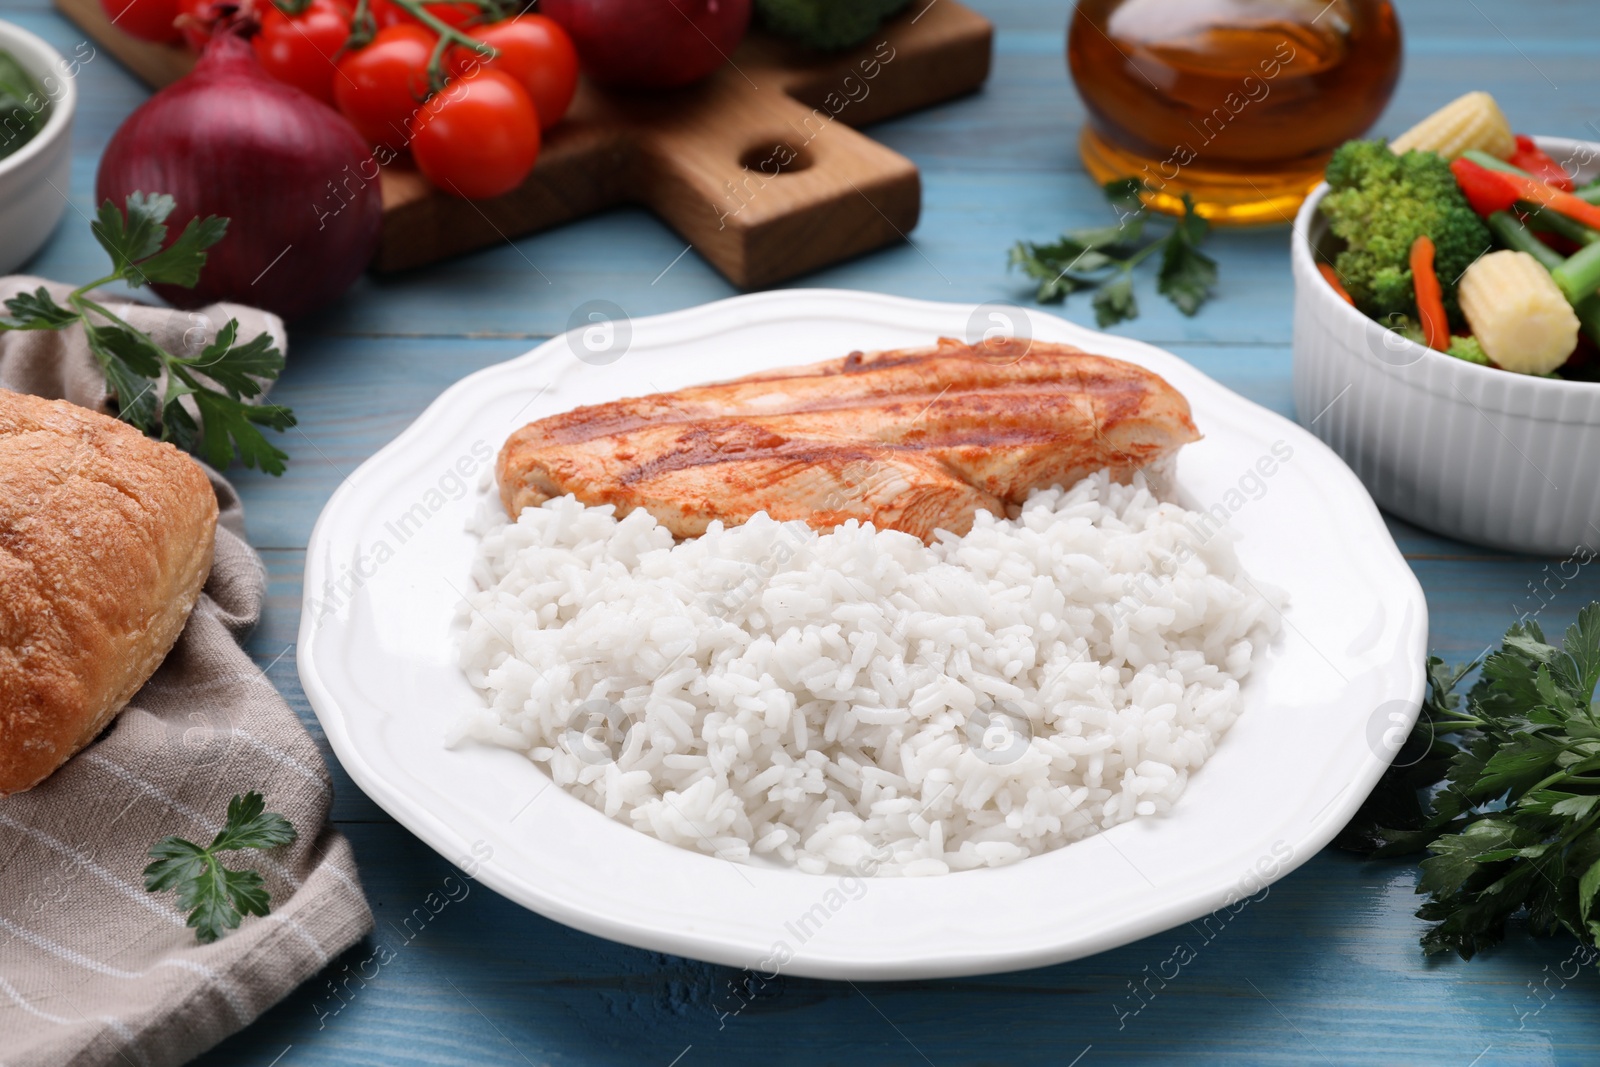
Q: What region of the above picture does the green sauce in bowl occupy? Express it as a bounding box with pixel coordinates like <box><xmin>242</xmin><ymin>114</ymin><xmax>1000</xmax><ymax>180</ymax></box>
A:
<box><xmin>0</xmin><ymin>48</ymin><xmax>49</xmax><ymax>162</ymax></box>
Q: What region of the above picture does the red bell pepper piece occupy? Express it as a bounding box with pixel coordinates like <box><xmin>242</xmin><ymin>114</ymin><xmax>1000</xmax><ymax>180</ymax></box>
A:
<box><xmin>1508</xmin><ymin>134</ymin><xmax>1576</xmax><ymax>192</ymax></box>
<box><xmin>1451</xmin><ymin>157</ymin><xmax>1519</xmax><ymax>217</ymax></box>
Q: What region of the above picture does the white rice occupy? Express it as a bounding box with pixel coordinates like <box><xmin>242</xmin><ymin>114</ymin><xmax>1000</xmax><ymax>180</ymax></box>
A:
<box><xmin>453</xmin><ymin>472</ymin><xmax>1282</xmax><ymax>876</ymax></box>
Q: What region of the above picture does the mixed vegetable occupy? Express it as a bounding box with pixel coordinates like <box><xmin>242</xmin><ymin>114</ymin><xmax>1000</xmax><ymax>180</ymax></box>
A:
<box><xmin>1319</xmin><ymin>91</ymin><xmax>1600</xmax><ymax>379</ymax></box>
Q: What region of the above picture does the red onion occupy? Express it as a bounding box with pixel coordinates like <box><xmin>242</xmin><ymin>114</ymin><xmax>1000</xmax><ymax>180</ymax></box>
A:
<box><xmin>97</xmin><ymin>27</ymin><xmax>381</xmax><ymax>321</ymax></box>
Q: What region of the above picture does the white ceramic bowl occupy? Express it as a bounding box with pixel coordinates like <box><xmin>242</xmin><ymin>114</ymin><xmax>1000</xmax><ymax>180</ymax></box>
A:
<box><xmin>1291</xmin><ymin>136</ymin><xmax>1600</xmax><ymax>556</ymax></box>
<box><xmin>0</xmin><ymin>20</ymin><xmax>74</xmax><ymax>274</ymax></box>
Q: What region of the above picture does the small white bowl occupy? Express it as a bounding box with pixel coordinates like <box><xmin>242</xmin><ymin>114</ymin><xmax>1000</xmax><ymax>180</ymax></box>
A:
<box><xmin>0</xmin><ymin>20</ymin><xmax>75</xmax><ymax>274</ymax></box>
<box><xmin>1292</xmin><ymin>136</ymin><xmax>1600</xmax><ymax>556</ymax></box>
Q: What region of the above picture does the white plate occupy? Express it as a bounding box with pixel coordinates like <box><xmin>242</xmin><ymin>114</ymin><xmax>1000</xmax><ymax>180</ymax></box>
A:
<box><xmin>299</xmin><ymin>290</ymin><xmax>1427</xmax><ymax>980</ymax></box>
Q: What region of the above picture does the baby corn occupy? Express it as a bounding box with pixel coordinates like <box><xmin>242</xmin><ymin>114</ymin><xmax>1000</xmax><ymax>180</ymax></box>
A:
<box><xmin>1390</xmin><ymin>91</ymin><xmax>1516</xmax><ymax>161</ymax></box>
<box><xmin>1457</xmin><ymin>250</ymin><xmax>1580</xmax><ymax>375</ymax></box>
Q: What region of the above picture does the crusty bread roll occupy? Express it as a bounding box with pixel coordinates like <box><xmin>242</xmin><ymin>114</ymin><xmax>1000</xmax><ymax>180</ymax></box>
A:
<box><xmin>0</xmin><ymin>389</ymin><xmax>218</xmax><ymax>796</ymax></box>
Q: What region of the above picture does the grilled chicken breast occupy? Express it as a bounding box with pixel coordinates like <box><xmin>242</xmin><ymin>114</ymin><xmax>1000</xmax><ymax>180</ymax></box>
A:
<box><xmin>497</xmin><ymin>337</ymin><xmax>1200</xmax><ymax>541</ymax></box>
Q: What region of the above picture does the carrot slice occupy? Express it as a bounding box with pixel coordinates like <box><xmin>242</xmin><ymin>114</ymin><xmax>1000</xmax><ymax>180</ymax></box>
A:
<box><xmin>1318</xmin><ymin>262</ymin><xmax>1354</xmax><ymax>305</ymax></box>
<box><xmin>1493</xmin><ymin>169</ymin><xmax>1600</xmax><ymax>232</ymax></box>
<box><xmin>1410</xmin><ymin>235</ymin><xmax>1449</xmax><ymax>352</ymax></box>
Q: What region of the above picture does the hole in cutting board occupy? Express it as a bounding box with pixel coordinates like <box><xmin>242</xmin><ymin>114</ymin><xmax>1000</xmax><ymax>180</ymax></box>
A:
<box><xmin>738</xmin><ymin>141</ymin><xmax>814</xmax><ymax>177</ymax></box>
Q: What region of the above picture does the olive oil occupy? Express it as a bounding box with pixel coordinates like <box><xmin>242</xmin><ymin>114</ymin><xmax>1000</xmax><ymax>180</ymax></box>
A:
<box><xmin>1068</xmin><ymin>0</ymin><xmax>1402</xmax><ymax>223</ymax></box>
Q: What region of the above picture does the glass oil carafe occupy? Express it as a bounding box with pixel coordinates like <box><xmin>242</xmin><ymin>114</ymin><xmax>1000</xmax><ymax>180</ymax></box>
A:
<box><xmin>1068</xmin><ymin>0</ymin><xmax>1403</xmax><ymax>224</ymax></box>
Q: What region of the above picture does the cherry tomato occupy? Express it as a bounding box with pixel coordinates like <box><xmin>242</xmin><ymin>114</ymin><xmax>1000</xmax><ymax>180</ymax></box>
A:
<box><xmin>417</xmin><ymin>2</ymin><xmax>478</xmax><ymax>29</ymax></box>
<box><xmin>254</xmin><ymin>0</ymin><xmax>351</xmax><ymax>106</ymax></box>
<box><xmin>334</xmin><ymin>24</ymin><xmax>436</xmax><ymax>149</ymax></box>
<box><xmin>448</xmin><ymin>15</ymin><xmax>579</xmax><ymax>130</ymax></box>
<box><xmin>102</xmin><ymin>0</ymin><xmax>181</xmax><ymax>43</ymax></box>
<box><xmin>409</xmin><ymin>68</ymin><xmax>539</xmax><ymax>199</ymax></box>
<box><xmin>368</xmin><ymin>0</ymin><xmax>477</xmax><ymax>30</ymax></box>
<box><xmin>364</xmin><ymin>0</ymin><xmax>410</xmax><ymax>29</ymax></box>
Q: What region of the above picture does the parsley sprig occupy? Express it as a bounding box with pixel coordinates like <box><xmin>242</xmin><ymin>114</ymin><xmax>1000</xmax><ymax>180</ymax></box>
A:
<box><xmin>1343</xmin><ymin>604</ymin><xmax>1600</xmax><ymax>962</ymax></box>
<box><xmin>1009</xmin><ymin>179</ymin><xmax>1219</xmax><ymax>327</ymax></box>
<box><xmin>0</xmin><ymin>192</ymin><xmax>295</xmax><ymax>474</ymax></box>
<box><xmin>144</xmin><ymin>792</ymin><xmax>297</xmax><ymax>944</ymax></box>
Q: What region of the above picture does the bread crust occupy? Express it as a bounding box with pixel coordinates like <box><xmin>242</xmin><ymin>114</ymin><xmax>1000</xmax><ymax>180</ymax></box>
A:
<box><xmin>0</xmin><ymin>389</ymin><xmax>218</xmax><ymax>796</ymax></box>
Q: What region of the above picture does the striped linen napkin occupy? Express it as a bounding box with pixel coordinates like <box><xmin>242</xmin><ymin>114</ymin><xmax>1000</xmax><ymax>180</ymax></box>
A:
<box><xmin>0</xmin><ymin>277</ymin><xmax>372</xmax><ymax>1066</ymax></box>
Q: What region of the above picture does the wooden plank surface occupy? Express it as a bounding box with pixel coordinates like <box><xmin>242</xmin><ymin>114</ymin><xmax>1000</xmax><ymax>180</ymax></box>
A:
<box><xmin>6</xmin><ymin>0</ymin><xmax>1600</xmax><ymax>1063</ymax></box>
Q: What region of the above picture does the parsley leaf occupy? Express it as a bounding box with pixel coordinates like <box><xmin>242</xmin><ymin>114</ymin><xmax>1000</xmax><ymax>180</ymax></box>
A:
<box><xmin>1092</xmin><ymin>273</ymin><xmax>1137</xmax><ymax>328</ymax></box>
<box><xmin>1008</xmin><ymin>242</ymin><xmax>1097</xmax><ymax>304</ymax></box>
<box><xmin>180</xmin><ymin>320</ymin><xmax>283</xmax><ymax>399</ymax></box>
<box><xmin>85</xmin><ymin>324</ymin><xmax>164</xmax><ymax>431</ymax></box>
<box><xmin>191</xmin><ymin>389</ymin><xmax>295</xmax><ymax>476</ymax></box>
<box><xmin>0</xmin><ymin>193</ymin><xmax>294</xmax><ymax>474</ymax></box>
<box><xmin>144</xmin><ymin>791</ymin><xmax>296</xmax><ymax>944</ymax></box>
<box><xmin>1009</xmin><ymin>180</ymin><xmax>1219</xmax><ymax>324</ymax></box>
<box><xmin>1342</xmin><ymin>602</ymin><xmax>1600</xmax><ymax>965</ymax></box>
<box><xmin>131</xmin><ymin>215</ymin><xmax>229</xmax><ymax>289</ymax></box>
<box><xmin>1156</xmin><ymin>195</ymin><xmax>1218</xmax><ymax>316</ymax></box>
<box><xmin>1</xmin><ymin>287</ymin><xmax>78</xmax><ymax>329</ymax></box>
<box><xmin>85</xmin><ymin>321</ymin><xmax>164</xmax><ymax>378</ymax></box>
<box><xmin>93</xmin><ymin>191</ymin><xmax>174</xmax><ymax>275</ymax></box>
<box><xmin>1579</xmin><ymin>857</ymin><xmax>1600</xmax><ymax>937</ymax></box>
<box><xmin>1103</xmin><ymin>176</ymin><xmax>1148</xmax><ymax>222</ymax></box>
<box><xmin>212</xmin><ymin>792</ymin><xmax>297</xmax><ymax>851</ymax></box>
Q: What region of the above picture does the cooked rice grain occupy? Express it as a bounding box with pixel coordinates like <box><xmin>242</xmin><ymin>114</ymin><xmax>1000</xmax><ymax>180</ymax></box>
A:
<box><xmin>454</xmin><ymin>473</ymin><xmax>1281</xmax><ymax>876</ymax></box>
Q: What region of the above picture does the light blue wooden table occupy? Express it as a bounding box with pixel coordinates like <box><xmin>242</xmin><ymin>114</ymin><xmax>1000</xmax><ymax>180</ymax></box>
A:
<box><xmin>10</xmin><ymin>0</ymin><xmax>1600</xmax><ymax>1062</ymax></box>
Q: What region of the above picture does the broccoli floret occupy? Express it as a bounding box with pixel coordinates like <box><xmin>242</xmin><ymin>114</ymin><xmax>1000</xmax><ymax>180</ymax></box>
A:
<box><xmin>1446</xmin><ymin>335</ymin><xmax>1489</xmax><ymax>365</ymax></box>
<box><xmin>1320</xmin><ymin>140</ymin><xmax>1492</xmax><ymax>325</ymax></box>
<box><xmin>755</xmin><ymin>0</ymin><xmax>911</xmax><ymax>51</ymax></box>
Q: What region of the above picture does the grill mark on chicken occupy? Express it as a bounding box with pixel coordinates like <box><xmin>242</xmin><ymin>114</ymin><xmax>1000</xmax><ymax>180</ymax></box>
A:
<box><xmin>520</xmin><ymin>343</ymin><xmax>1140</xmax><ymax>448</ymax></box>
<box><xmin>497</xmin><ymin>338</ymin><xmax>1199</xmax><ymax>541</ymax></box>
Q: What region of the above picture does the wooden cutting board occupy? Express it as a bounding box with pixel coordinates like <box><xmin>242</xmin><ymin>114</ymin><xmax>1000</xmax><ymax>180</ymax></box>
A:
<box><xmin>53</xmin><ymin>0</ymin><xmax>992</xmax><ymax>286</ymax></box>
